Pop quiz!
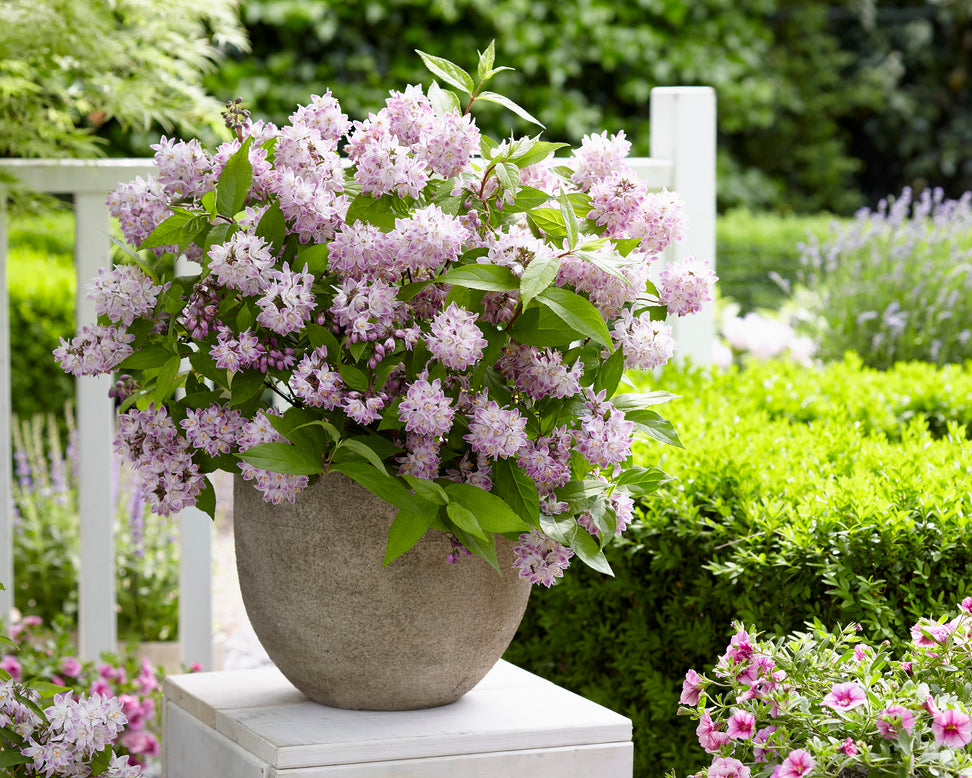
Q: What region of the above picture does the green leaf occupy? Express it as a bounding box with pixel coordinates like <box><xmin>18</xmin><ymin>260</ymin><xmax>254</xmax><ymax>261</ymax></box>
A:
<box><xmin>397</xmin><ymin>279</ymin><xmax>433</xmax><ymax>302</ymax></box>
<box><xmin>446</xmin><ymin>501</ymin><xmax>487</xmax><ymax>539</ymax></box>
<box><xmin>141</xmin><ymin>210</ymin><xmax>203</xmax><ymax>251</ymax></box>
<box><xmin>238</xmin><ymin>442</ymin><xmax>323</xmax><ymax>475</ymax></box>
<box><xmin>507</xmin><ymin>186</ymin><xmax>554</xmax><ymax>214</ymax></box>
<box><xmin>427</xmin><ymin>81</ymin><xmax>462</xmax><ymax>116</ymax></box>
<box><xmin>331</xmin><ymin>461</ymin><xmax>428</xmax><ymax>514</ymax></box>
<box><xmin>108</xmin><ymin>234</ymin><xmax>160</xmax><ymax>282</ymax></box>
<box><xmin>346</xmin><ymin>193</ymin><xmax>399</xmax><ymax>231</ymax></box>
<box><xmin>509</xmin><ymin>304</ymin><xmax>580</xmax><ymax>347</ymax></box>
<box><xmin>439</xmin><ymin>263</ymin><xmax>519</xmax><ymax>292</ymax></box>
<box><xmin>338</xmin><ymin>438</ymin><xmax>390</xmax><ymax>475</ymax></box>
<box><xmin>28</xmin><ymin>681</ymin><xmax>70</xmax><ymax>699</ymax></box>
<box><xmin>444</xmin><ymin>482</ymin><xmax>533</xmax><ymax>533</ymax></box>
<box><xmin>559</xmin><ymin>187</ymin><xmax>579</xmax><ymax>249</ymax></box>
<box><xmin>116</xmin><ymin>343</ymin><xmax>177</xmax><ymax>370</ymax></box>
<box><xmin>538</xmin><ymin>286</ymin><xmax>613</xmax><ymax>349</ymax></box>
<box><xmin>594</xmin><ymin>345</ymin><xmax>625</xmax><ymax>398</ymax></box>
<box><xmin>256</xmin><ymin>200</ymin><xmax>287</xmax><ymax>254</ymax></box>
<box><xmin>491</xmin><ymin>458</ymin><xmax>540</xmax><ymax>527</ymax></box>
<box><xmin>511</xmin><ymin>140</ymin><xmax>569</xmax><ymax>169</ymax></box>
<box><xmin>476</xmin><ymin>90</ymin><xmax>545</xmax><ymax>128</ymax></box>
<box><xmin>338</xmin><ymin>363</ymin><xmax>368</xmax><ymax>392</ymax></box>
<box><xmin>189</xmin><ymin>349</ymin><xmax>228</xmax><ymax>389</ymax></box>
<box><xmin>569</xmin><ymin>527</ymin><xmax>614</xmax><ymax>575</ymax></box>
<box><xmin>476</xmin><ymin>40</ymin><xmax>496</xmax><ymax>81</ymax></box>
<box><xmin>0</xmin><ymin>752</ymin><xmax>30</xmax><ymax>768</ymax></box>
<box><xmin>415</xmin><ymin>49</ymin><xmax>475</xmax><ymax>93</ymax></box>
<box><xmin>452</xmin><ymin>527</ymin><xmax>501</xmax><ymax>573</ymax></box>
<box><xmin>494</xmin><ymin>161</ymin><xmax>519</xmax><ymax>193</ymax></box>
<box><xmin>613</xmin><ymin>466</ymin><xmax>672</xmax><ymax>496</ymax></box>
<box><xmin>306</xmin><ymin>323</ymin><xmax>341</xmax><ymax>355</ymax></box>
<box><xmin>200</xmin><ymin>190</ymin><xmax>217</xmax><ymax>216</ymax></box>
<box><xmin>216</xmin><ymin>137</ymin><xmax>253</xmax><ymax>218</ymax></box>
<box><xmin>610</xmin><ymin>391</ymin><xmax>681</xmax><ymax>410</ymax></box>
<box><xmin>228</xmin><ymin>369</ymin><xmax>265</xmax><ymax>407</ymax></box>
<box><xmin>526</xmin><ymin>207</ymin><xmax>566</xmax><ymax>239</ymax></box>
<box><xmin>88</xmin><ymin>745</ymin><xmax>113</xmax><ymax>776</ymax></box>
<box><xmin>519</xmin><ymin>252</ymin><xmax>561</xmax><ymax>307</ymax></box>
<box><xmin>384</xmin><ymin>508</ymin><xmax>433</xmax><ymax>566</ymax></box>
<box><xmin>152</xmin><ymin>354</ymin><xmax>182</xmax><ymax>401</ymax></box>
<box><xmin>195</xmin><ymin>478</ymin><xmax>217</xmax><ymax>520</ymax></box>
<box><xmin>626</xmin><ymin>409</ymin><xmax>685</xmax><ymax>448</ymax></box>
<box><xmin>402</xmin><ymin>474</ymin><xmax>449</xmax><ymax>504</ymax></box>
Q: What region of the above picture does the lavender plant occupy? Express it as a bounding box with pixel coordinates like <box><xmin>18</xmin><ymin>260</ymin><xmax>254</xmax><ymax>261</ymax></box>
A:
<box><xmin>53</xmin><ymin>43</ymin><xmax>715</xmax><ymax>585</ymax></box>
<box><xmin>11</xmin><ymin>408</ymin><xmax>179</xmax><ymax>642</ymax></box>
<box><xmin>794</xmin><ymin>187</ymin><xmax>972</xmax><ymax>369</ymax></box>
<box><xmin>674</xmin><ymin>600</ymin><xmax>972</xmax><ymax>778</ymax></box>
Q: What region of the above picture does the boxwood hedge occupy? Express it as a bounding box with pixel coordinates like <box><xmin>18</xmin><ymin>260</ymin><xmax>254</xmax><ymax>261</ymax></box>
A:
<box><xmin>504</xmin><ymin>356</ymin><xmax>972</xmax><ymax>777</ymax></box>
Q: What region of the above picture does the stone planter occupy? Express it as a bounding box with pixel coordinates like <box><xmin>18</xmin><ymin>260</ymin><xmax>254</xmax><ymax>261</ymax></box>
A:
<box><xmin>233</xmin><ymin>472</ymin><xmax>532</xmax><ymax>710</ymax></box>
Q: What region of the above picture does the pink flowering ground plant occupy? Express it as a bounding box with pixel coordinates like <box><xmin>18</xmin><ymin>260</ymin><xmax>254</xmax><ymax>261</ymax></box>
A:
<box><xmin>54</xmin><ymin>43</ymin><xmax>715</xmax><ymax>585</ymax></box>
<box><xmin>0</xmin><ymin>587</ymin><xmax>152</xmax><ymax>776</ymax></box>
<box><xmin>673</xmin><ymin>598</ymin><xmax>972</xmax><ymax>777</ymax></box>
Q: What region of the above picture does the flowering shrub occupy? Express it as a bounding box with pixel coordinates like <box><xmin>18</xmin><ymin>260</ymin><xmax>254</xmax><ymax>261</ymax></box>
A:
<box><xmin>0</xmin><ymin>589</ymin><xmax>167</xmax><ymax>776</ymax></box>
<box><xmin>675</xmin><ymin>599</ymin><xmax>972</xmax><ymax>777</ymax></box>
<box><xmin>11</xmin><ymin>407</ymin><xmax>179</xmax><ymax>641</ymax></box>
<box><xmin>794</xmin><ymin>186</ymin><xmax>972</xmax><ymax>369</ymax></box>
<box><xmin>53</xmin><ymin>43</ymin><xmax>714</xmax><ymax>583</ymax></box>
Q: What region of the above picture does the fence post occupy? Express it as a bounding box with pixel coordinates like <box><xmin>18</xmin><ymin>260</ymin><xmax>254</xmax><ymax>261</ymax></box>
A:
<box><xmin>0</xmin><ymin>192</ymin><xmax>12</xmax><ymax>621</ymax></box>
<box><xmin>75</xmin><ymin>192</ymin><xmax>117</xmax><ymax>660</ymax></box>
<box><xmin>649</xmin><ymin>87</ymin><xmax>717</xmax><ymax>364</ymax></box>
<box><xmin>175</xmin><ymin>253</ymin><xmax>213</xmax><ymax>670</ymax></box>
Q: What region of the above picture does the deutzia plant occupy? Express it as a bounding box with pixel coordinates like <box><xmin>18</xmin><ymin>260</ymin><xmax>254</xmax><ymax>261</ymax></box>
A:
<box><xmin>674</xmin><ymin>599</ymin><xmax>972</xmax><ymax>778</ymax></box>
<box><xmin>0</xmin><ymin>586</ymin><xmax>142</xmax><ymax>777</ymax></box>
<box><xmin>53</xmin><ymin>43</ymin><xmax>715</xmax><ymax>586</ymax></box>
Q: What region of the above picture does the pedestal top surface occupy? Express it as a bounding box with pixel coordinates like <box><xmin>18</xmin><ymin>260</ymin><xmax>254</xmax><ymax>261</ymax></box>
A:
<box><xmin>163</xmin><ymin>660</ymin><xmax>631</xmax><ymax>769</ymax></box>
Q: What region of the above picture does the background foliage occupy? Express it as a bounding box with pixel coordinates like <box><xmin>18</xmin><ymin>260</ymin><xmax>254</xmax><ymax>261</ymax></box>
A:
<box><xmin>505</xmin><ymin>356</ymin><xmax>972</xmax><ymax>777</ymax></box>
<box><xmin>0</xmin><ymin>0</ymin><xmax>245</xmax><ymax>163</ymax></box>
<box><xmin>206</xmin><ymin>0</ymin><xmax>972</xmax><ymax>214</ymax></box>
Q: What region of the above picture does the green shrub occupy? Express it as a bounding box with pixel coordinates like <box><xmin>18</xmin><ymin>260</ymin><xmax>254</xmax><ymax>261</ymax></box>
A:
<box><xmin>792</xmin><ymin>187</ymin><xmax>972</xmax><ymax>369</ymax></box>
<box><xmin>505</xmin><ymin>357</ymin><xmax>972</xmax><ymax>777</ymax></box>
<box><xmin>716</xmin><ymin>208</ymin><xmax>838</xmax><ymax>313</ymax></box>
<box><xmin>8</xmin><ymin>211</ymin><xmax>76</xmax><ymax>421</ymax></box>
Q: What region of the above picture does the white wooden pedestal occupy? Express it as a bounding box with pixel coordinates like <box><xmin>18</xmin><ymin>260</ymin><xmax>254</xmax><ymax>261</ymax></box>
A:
<box><xmin>162</xmin><ymin>660</ymin><xmax>633</xmax><ymax>777</ymax></box>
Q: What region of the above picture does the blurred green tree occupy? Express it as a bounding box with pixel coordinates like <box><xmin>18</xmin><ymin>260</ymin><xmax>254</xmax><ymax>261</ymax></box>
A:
<box><xmin>0</xmin><ymin>0</ymin><xmax>247</xmax><ymax>161</ymax></box>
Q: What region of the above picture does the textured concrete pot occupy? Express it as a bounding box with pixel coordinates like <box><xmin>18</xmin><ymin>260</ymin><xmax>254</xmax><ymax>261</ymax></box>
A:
<box><xmin>234</xmin><ymin>472</ymin><xmax>532</xmax><ymax>710</ymax></box>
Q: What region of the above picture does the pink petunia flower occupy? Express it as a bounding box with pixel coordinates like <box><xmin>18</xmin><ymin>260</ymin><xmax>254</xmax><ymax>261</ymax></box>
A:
<box><xmin>777</xmin><ymin>748</ymin><xmax>815</xmax><ymax>777</ymax></box>
<box><xmin>911</xmin><ymin>620</ymin><xmax>954</xmax><ymax>648</ymax></box>
<box><xmin>708</xmin><ymin>756</ymin><xmax>752</xmax><ymax>778</ymax></box>
<box><xmin>680</xmin><ymin>668</ymin><xmax>703</xmax><ymax>706</ymax></box>
<box><xmin>932</xmin><ymin>707</ymin><xmax>972</xmax><ymax>748</ymax></box>
<box><xmin>59</xmin><ymin>656</ymin><xmax>82</xmax><ymax>677</ymax></box>
<box><xmin>696</xmin><ymin>709</ymin><xmax>730</xmax><ymax>753</ymax></box>
<box><xmin>727</xmin><ymin>709</ymin><xmax>756</xmax><ymax>740</ymax></box>
<box><xmin>841</xmin><ymin>737</ymin><xmax>857</xmax><ymax>755</ymax></box>
<box><xmin>821</xmin><ymin>682</ymin><xmax>867</xmax><ymax>712</ymax></box>
<box><xmin>876</xmin><ymin>704</ymin><xmax>917</xmax><ymax>740</ymax></box>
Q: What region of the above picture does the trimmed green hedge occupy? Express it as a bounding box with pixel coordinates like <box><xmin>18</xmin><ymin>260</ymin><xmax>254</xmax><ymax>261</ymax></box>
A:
<box><xmin>7</xmin><ymin>211</ymin><xmax>76</xmax><ymax>420</ymax></box>
<box><xmin>504</xmin><ymin>356</ymin><xmax>972</xmax><ymax>777</ymax></box>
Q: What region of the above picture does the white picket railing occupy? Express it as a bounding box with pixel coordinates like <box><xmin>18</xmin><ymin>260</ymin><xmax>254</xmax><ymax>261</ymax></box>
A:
<box><xmin>0</xmin><ymin>84</ymin><xmax>715</xmax><ymax>670</ymax></box>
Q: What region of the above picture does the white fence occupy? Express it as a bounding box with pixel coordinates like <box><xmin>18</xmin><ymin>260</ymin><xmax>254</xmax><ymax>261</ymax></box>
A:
<box><xmin>0</xmin><ymin>85</ymin><xmax>715</xmax><ymax>669</ymax></box>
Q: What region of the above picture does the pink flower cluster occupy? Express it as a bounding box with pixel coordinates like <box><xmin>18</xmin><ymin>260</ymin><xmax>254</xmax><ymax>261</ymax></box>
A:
<box><xmin>681</xmin><ymin>602</ymin><xmax>972</xmax><ymax>777</ymax></box>
<box><xmin>2</xmin><ymin>683</ymin><xmax>143</xmax><ymax>777</ymax></box>
<box><xmin>114</xmin><ymin>406</ymin><xmax>205</xmax><ymax>516</ymax></box>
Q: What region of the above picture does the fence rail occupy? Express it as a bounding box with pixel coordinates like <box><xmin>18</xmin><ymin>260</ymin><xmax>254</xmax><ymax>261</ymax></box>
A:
<box><xmin>0</xmin><ymin>84</ymin><xmax>715</xmax><ymax>670</ymax></box>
